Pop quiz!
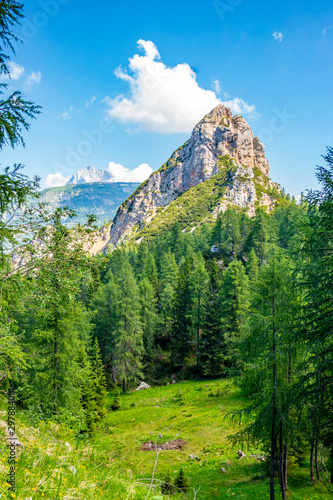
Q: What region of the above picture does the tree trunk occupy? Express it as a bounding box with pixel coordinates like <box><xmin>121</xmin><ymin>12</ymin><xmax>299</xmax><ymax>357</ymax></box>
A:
<box><xmin>197</xmin><ymin>295</ymin><xmax>201</xmax><ymax>367</ymax></box>
<box><xmin>330</xmin><ymin>443</ymin><xmax>333</xmax><ymax>484</ymax></box>
<box><xmin>279</xmin><ymin>422</ymin><xmax>286</xmax><ymax>500</ymax></box>
<box><xmin>53</xmin><ymin>315</ymin><xmax>59</xmax><ymax>413</ymax></box>
<box><xmin>310</xmin><ymin>439</ymin><xmax>315</xmax><ymax>482</ymax></box>
<box><xmin>283</xmin><ymin>442</ymin><xmax>288</xmax><ymax>492</ymax></box>
<box><xmin>122</xmin><ymin>377</ymin><xmax>126</xmax><ymax>394</ymax></box>
<box><xmin>315</xmin><ymin>437</ymin><xmax>321</xmax><ymax>481</ymax></box>
<box><xmin>270</xmin><ymin>293</ymin><xmax>277</xmax><ymax>500</ymax></box>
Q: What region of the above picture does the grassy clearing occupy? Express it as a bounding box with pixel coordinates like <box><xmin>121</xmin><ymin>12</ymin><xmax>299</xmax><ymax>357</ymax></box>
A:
<box><xmin>0</xmin><ymin>380</ymin><xmax>332</xmax><ymax>499</ymax></box>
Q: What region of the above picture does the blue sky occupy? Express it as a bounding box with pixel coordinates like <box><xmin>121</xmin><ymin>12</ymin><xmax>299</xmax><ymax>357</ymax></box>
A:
<box><xmin>1</xmin><ymin>0</ymin><xmax>333</xmax><ymax>195</ymax></box>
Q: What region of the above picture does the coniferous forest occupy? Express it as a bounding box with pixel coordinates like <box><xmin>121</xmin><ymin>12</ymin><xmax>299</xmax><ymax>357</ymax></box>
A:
<box><xmin>0</xmin><ymin>2</ymin><xmax>333</xmax><ymax>499</ymax></box>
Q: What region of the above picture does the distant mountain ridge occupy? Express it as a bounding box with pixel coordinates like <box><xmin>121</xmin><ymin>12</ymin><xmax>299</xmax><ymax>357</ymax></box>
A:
<box><xmin>38</xmin><ymin>182</ymin><xmax>140</xmax><ymax>226</ymax></box>
<box><xmin>66</xmin><ymin>165</ymin><xmax>116</xmax><ymax>185</ymax></box>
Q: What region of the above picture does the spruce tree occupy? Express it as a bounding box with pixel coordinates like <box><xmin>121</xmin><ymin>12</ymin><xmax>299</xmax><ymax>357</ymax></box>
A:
<box><xmin>200</xmin><ymin>261</ymin><xmax>224</xmax><ymax>377</ymax></box>
<box><xmin>245</xmin><ymin>208</ymin><xmax>270</xmax><ymax>264</ymax></box>
<box><xmin>92</xmin><ymin>271</ymin><xmax>119</xmax><ymax>379</ymax></box>
<box><xmin>190</xmin><ymin>255</ymin><xmax>209</xmax><ymax>367</ymax></box>
<box><xmin>171</xmin><ymin>257</ymin><xmax>193</xmax><ymax>367</ymax></box>
<box><xmin>139</xmin><ymin>277</ymin><xmax>158</xmax><ymax>362</ymax></box>
<box><xmin>297</xmin><ymin>147</ymin><xmax>333</xmax><ymax>483</ymax></box>
<box><xmin>236</xmin><ymin>248</ymin><xmax>298</xmax><ymax>500</ymax></box>
<box><xmin>220</xmin><ymin>259</ymin><xmax>250</xmax><ymax>374</ymax></box>
<box><xmin>111</xmin><ymin>389</ymin><xmax>121</xmax><ymax>411</ymax></box>
<box><xmin>175</xmin><ymin>468</ymin><xmax>189</xmax><ymax>493</ymax></box>
<box><xmin>28</xmin><ymin>209</ymin><xmax>96</xmax><ymax>420</ymax></box>
<box><xmin>112</xmin><ymin>263</ymin><xmax>143</xmax><ymax>392</ymax></box>
<box><xmin>246</xmin><ymin>248</ymin><xmax>260</xmax><ymax>282</ymax></box>
<box><xmin>90</xmin><ymin>337</ymin><xmax>108</xmax><ymax>421</ymax></box>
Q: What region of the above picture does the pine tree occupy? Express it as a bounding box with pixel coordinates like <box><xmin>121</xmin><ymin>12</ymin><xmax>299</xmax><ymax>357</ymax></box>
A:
<box><xmin>111</xmin><ymin>389</ymin><xmax>121</xmax><ymax>411</ymax></box>
<box><xmin>297</xmin><ymin>147</ymin><xmax>333</xmax><ymax>483</ymax></box>
<box><xmin>0</xmin><ymin>1</ymin><xmax>41</xmax><ymax>389</ymax></box>
<box><xmin>139</xmin><ymin>277</ymin><xmax>158</xmax><ymax>362</ymax></box>
<box><xmin>220</xmin><ymin>259</ymin><xmax>250</xmax><ymax>374</ymax></box>
<box><xmin>220</xmin><ymin>207</ymin><xmax>242</xmax><ymax>255</ymax></box>
<box><xmin>200</xmin><ymin>261</ymin><xmax>224</xmax><ymax>377</ymax></box>
<box><xmin>90</xmin><ymin>337</ymin><xmax>108</xmax><ymax>421</ymax></box>
<box><xmin>28</xmin><ymin>209</ymin><xmax>96</xmax><ymax>420</ymax></box>
<box><xmin>175</xmin><ymin>468</ymin><xmax>189</xmax><ymax>492</ymax></box>
<box><xmin>77</xmin><ymin>343</ymin><xmax>97</xmax><ymax>431</ymax></box>
<box><xmin>112</xmin><ymin>263</ymin><xmax>143</xmax><ymax>392</ymax></box>
<box><xmin>92</xmin><ymin>271</ymin><xmax>119</xmax><ymax>379</ymax></box>
<box><xmin>246</xmin><ymin>248</ymin><xmax>260</xmax><ymax>282</ymax></box>
<box><xmin>236</xmin><ymin>248</ymin><xmax>298</xmax><ymax>500</ymax></box>
<box><xmin>171</xmin><ymin>257</ymin><xmax>193</xmax><ymax>367</ymax></box>
<box><xmin>245</xmin><ymin>208</ymin><xmax>270</xmax><ymax>264</ymax></box>
<box><xmin>0</xmin><ymin>1</ymin><xmax>41</xmax><ymax>150</ymax></box>
<box><xmin>190</xmin><ymin>255</ymin><xmax>209</xmax><ymax>367</ymax></box>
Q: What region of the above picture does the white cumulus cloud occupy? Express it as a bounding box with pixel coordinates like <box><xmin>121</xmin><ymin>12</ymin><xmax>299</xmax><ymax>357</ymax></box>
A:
<box><xmin>60</xmin><ymin>112</ymin><xmax>72</xmax><ymax>120</ymax></box>
<box><xmin>1</xmin><ymin>62</ymin><xmax>42</xmax><ymax>87</ymax></box>
<box><xmin>272</xmin><ymin>32</ymin><xmax>284</xmax><ymax>42</ymax></box>
<box><xmin>8</xmin><ymin>61</ymin><xmax>25</xmax><ymax>80</ymax></box>
<box><xmin>46</xmin><ymin>173</ymin><xmax>70</xmax><ymax>188</ymax></box>
<box><xmin>26</xmin><ymin>71</ymin><xmax>42</xmax><ymax>85</ymax></box>
<box><xmin>86</xmin><ymin>95</ymin><xmax>97</xmax><ymax>107</ymax></box>
<box><xmin>104</xmin><ymin>40</ymin><xmax>256</xmax><ymax>134</ymax></box>
<box><xmin>106</xmin><ymin>162</ymin><xmax>153</xmax><ymax>182</ymax></box>
<box><xmin>213</xmin><ymin>80</ymin><xmax>221</xmax><ymax>95</ymax></box>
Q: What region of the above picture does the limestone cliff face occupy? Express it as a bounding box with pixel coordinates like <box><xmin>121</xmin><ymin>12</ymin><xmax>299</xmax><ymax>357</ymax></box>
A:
<box><xmin>107</xmin><ymin>104</ymin><xmax>277</xmax><ymax>246</ymax></box>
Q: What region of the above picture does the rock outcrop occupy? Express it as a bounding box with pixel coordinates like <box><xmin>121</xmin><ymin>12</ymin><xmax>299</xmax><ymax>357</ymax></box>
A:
<box><xmin>106</xmin><ymin>104</ymin><xmax>279</xmax><ymax>247</ymax></box>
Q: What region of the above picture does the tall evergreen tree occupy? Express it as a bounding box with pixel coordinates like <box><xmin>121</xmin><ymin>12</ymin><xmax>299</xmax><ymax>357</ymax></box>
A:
<box><xmin>139</xmin><ymin>277</ymin><xmax>158</xmax><ymax>362</ymax></box>
<box><xmin>190</xmin><ymin>255</ymin><xmax>209</xmax><ymax>367</ymax></box>
<box><xmin>200</xmin><ymin>261</ymin><xmax>224</xmax><ymax>377</ymax></box>
<box><xmin>111</xmin><ymin>263</ymin><xmax>143</xmax><ymax>392</ymax></box>
<box><xmin>92</xmin><ymin>271</ymin><xmax>119</xmax><ymax>379</ymax></box>
<box><xmin>296</xmin><ymin>147</ymin><xmax>333</xmax><ymax>483</ymax></box>
<box><xmin>236</xmin><ymin>249</ymin><xmax>298</xmax><ymax>500</ymax></box>
<box><xmin>220</xmin><ymin>259</ymin><xmax>250</xmax><ymax>374</ymax></box>
<box><xmin>245</xmin><ymin>208</ymin><xmax>270</xmax><ymax>264</ymax></box>
<box><xmin>171</xmin><ymin>257</ymin><xmax>193</xmax><ymax>367</ymax></box>
<box><xmin>27</xmin><ymin>209</ymin><xmax>96</xmax><ymax>420</ymax></box>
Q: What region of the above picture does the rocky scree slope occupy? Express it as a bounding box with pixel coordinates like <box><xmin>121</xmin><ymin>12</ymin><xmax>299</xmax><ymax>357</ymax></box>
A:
<box><xmin>106</xmin><ymin>104</ymin><xmax>281</xmax><ymax>247</ymax></box>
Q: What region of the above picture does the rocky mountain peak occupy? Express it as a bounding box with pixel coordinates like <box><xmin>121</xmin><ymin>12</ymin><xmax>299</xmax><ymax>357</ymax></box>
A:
<box><xmin>66</xmin><ymin>165</ymin><xmax>104</xmax><ymax>185</ymax></box>
<box><xmin>179</xmin><ymin>104</ymin><xmax>269</xmax><ymax>179</ymax></box>
<box><xmin>103</xmin><ymin>104</ymin><xmax>278</xmax><ymax>248</ymax></box>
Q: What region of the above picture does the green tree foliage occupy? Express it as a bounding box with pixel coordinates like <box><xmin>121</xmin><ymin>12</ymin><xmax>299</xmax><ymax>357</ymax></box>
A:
<box><xmin>92</xmin><ymin>271</ymin><xmax>118</xmax><ymax>379</ymax></box>
<box><xmin>190</xmin><ymin>254</ymin><xmax>209</xmax><ymax>367</ymax></box>
<box><xmin>246</xmin><ymin>248</ymin><xmax>260</xmax><ymax>282</ymax></box>
<box><xmin>90</xmin><ymin>337</ymin><xmax>108</xmax><ymax>421</ymax></box>
<box><xmin>139</xmin><ymin>277</ymin><xmax>158</xmax><ymax>361</ymax></box>
<box><xmin>0</xmin><ymin>1</ymin><xmax>41</xmax><ymax>392</ymax></box>
<box><xmin>171</xmin><ymin>257</ymin><xmax>193</xmax><ymax>367</ymax></box>
<box><xmin>296</xmin><ymin>147</ymin><xmax>333</xmax><ymax>483</ymax></box>
<box><xmin>236</xmin><ymin>249</ymin><xmax>298</xmax><ymax>499</ymax></box>
<box><xmin>245</xmin><ymin>207</ymin><xmax>270</xmax><ymax>263</ymax></box>
<box><xmin>111</xmin><ymin>389</ymin><xmax>121</xmax><ymax>411</ymax></box>
<box><xmin>111</xmin><ymin>263</ymin><xmax>143</xmax><ymax>391</ymax></box>
<box><xmin>27</xmin><ymin>210</ymin><xmax>96</xmax><ymax>421</ymax></box>
<box><xmin>0</xmin><ymin>1</ymin><xmax>41</xmax><ymax>149</ymax></box>
<box><xmin>220</xmin><ymin>259</ymin><xmax>250</xmax><ymax>374</ymax></box>
<box><xmin>200</xmin><ymin>261</ymin><xmax>224</xmax><ymax>377</ymax></box>
<box><xmin>174</xmin><ymin>468</ymin><xmax>189</xmax><ymax>493</ymax></box>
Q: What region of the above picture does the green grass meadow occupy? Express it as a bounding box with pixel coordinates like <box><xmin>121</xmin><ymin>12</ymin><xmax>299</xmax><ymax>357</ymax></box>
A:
<box><xmin>1</xmin><ymin>380</ymin><xmax>332</xmax><ymax>499</ymax></box>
